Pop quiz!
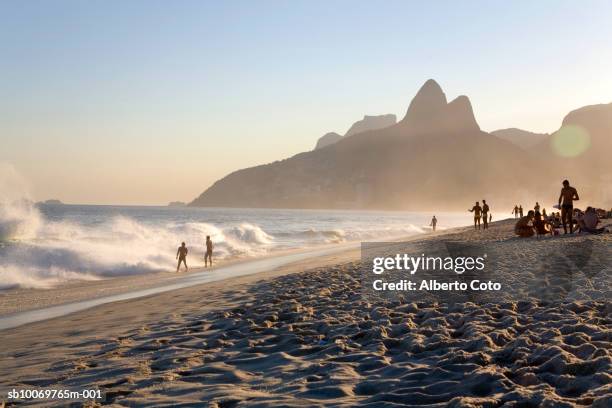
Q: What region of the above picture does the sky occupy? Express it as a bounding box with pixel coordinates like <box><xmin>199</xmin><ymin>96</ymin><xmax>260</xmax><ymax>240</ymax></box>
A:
<box><xmin>2</xmin><ymin>0</ymin><xmax>612</xmax><ymax>205</ymax></box>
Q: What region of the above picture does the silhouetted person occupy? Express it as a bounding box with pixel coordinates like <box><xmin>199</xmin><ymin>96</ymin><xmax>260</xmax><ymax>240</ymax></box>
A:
<box><xmin>204</xmin><ymin>235</ymin><xmax>213</xmax><ymax>267</ymax></box>
<box><xmin>176</xmin><ymin>242</ymin><xmax>188</xmax><ymax>272</ymax></box>
<box><xmin>489</xmin><ymin>213</ymin><xmax>492</xmax><ymax>223</ymax></box>
<box><xmin>519</xmin><ymin>205</ymin><xmax>524</xmax><ymax>217</ymax></box>
<box><xmin>533</xmin><ymin>210</ymin><xmax>552</xmax><ymax>237</ymax></box>
<box><xmin>468</xmin><ymin>201</ymin><xmax>482</xmax><ymax>230</ymax></box>
<box><xmin>205</xmin><ymin>235</ymin><xmax>213</xmax><ymax>267</ymax></box>
<box><xmin>515</xmin><ymin>210</ymin><xmax>536</xmax><ymax>237</ymax></box>
<box><xmin>512</xmin><ymin>205</ymin><xmax>519</xmax><ymax>219</ymax></box>
<box><xmin>558</xmin><ymin>179</ymin><xmax>579</xmax><ymax>234</ymax></box>
<box><xmin>534</xmin><ymin>202</ymin><xmax>540</xmax><ymax>213</ymax></box>
<box><xmin>430</xmin><ymin>215</ymin><xmax>437</xmax><ymax>232</ymax></box>
<box><xmin>579</xmin><ymin>207</ymin><xmax>605</xmax><ymax>234</ymax></box>
<box><xmin>482</xmin><ymin>200</ymin><xmax>490</xmax><ymax>229</ymax></box>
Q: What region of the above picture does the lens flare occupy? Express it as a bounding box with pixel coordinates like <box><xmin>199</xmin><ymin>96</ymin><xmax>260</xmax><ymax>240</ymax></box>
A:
<box><xmin>550</xmin><ymin>125</ymin><xmax>590</xmax><ymax>157</ymax></box>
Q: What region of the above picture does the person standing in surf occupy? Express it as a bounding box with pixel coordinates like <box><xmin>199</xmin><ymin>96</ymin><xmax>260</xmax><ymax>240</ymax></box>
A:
<box><xmin>430</xmin><ymin>215</ymin><xmax>438</xmax><ymax>232</ymax></box>
<box><xmin>176</xmin><ymin>242</ymin><xmax>188</xmax><ymax>272</ymax></box>
<box><xmin>204</xmin><ymin>235</ymin><xmax>213</xmax><ymax>267</ymax></box>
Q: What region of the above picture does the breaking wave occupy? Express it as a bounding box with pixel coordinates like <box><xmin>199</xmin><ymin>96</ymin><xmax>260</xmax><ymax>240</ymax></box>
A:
<box><xmin>1</xmin><ymin>164</ymin><xmax>459</xmax><ymax>290</ymax></box>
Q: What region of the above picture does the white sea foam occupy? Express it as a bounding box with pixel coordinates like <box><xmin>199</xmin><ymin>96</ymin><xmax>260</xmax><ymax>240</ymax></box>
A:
<box><xmin>0</xmin><ymin>164</ymin><xmax>469</xmax><ymax>289</ymax></box>
<box><xmin>0</xmin><ymin>164</ymin><xmax>41</xmax><ymax>241</ymax></box>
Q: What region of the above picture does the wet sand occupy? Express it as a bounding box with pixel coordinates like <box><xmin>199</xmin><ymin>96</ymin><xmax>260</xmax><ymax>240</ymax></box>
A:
<box><xmin>0</xmin><ymin>220</ymin><xmax>610</xmax><ymax>407</ymax></box>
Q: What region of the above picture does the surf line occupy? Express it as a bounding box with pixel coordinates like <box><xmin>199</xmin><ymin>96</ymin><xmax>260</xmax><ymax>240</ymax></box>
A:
<box><xmin>0</xmin><ymin>242</ymin><xmax>358</xmax><ymax>331</ymax></box>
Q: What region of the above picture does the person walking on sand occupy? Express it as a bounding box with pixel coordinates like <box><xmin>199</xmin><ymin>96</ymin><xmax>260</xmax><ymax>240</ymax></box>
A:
<box><xmin>468</xmin><ymin>201</ymin><xmax>482</xmax><ymax>230</ymax></box>
<box><xmin>512</xmin><ymin>205</ymin><xmax>519</xmax><ymax>219</ymax></box>
<box><xmin>558</xmin><ymin>179</ymin><xmax>579</xmax><ymax>234</ymax></box>
<box><xmin>176</xmin><ymin>242</ymin><xmax>188</xmax><ymax>272</ymax></box>
<box><xmin>519</xmin><ymin>205</ymin><xmax>524</xmax><ymax>217</ymax></box>
<box><xmin>430</xmin><ymin>215</ymin><xmax>437</xmax><ymax>232</ymax></box>
<box><xmin>204</xmin><ymin>235</ymin><xmax>213</xmax><ymax>267</ymax></box>
<box><xmin>482</xmin><ymin>200</ymin><xmax>490</xmax><ymax>230</ymax></box>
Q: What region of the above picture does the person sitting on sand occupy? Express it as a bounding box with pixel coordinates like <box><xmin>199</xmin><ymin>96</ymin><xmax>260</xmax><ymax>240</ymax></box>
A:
<box><xmin>204</xmin><ymin>235</ymin><xmax>213</xmax><ymax>267</ymax></box>
<box><xmin>558</xmin><ymin>179</ymin><xmax>579</xmax><ymax>234</ymax></box>
<box><xmin>533</xmin><ymin>210</ymin><xmax>553</xmax><ymax>237</ymax></box>
<box><xmin>579</xmin><ymin>207</ymin><xmax>606</xmax><ymax>234</ymax></box>
<box><xmin>176</xmin><ymin>242</ymin><xmax>188</xmax><ymax>272</ymax></box>
<box><xmin>468</xmin><ymin>202</ymin><xmax>482</xmax><ymax>230</ymax></box>
<box><xmin>430</xmin><ymin>215</ymin><xmax>437</xmax><ymax>232</ymax></box>
<box><xmin>553</xmin><ymin>212</ymin><xmax>562</xmax><ymax>228</ymax></box>
<box><xmin>515</xmin><ymin>210</ymin><xmax>536</xmax><ymax>237</ymax></box>
<box><xmin>512</xmin><ymin>205</ymin><xmax>519</xmax><ymax>219</ymax></box>
<box><xmin>482</xmin><ymin>200</ymin><xmax>490</xmax><ymax>230</ymax></box>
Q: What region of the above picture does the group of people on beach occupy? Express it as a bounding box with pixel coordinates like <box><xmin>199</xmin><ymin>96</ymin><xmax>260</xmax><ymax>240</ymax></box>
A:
<box><xmin>514</xmin><ymin>179</ymin><xmax>609</xmax><ymax>237</ymax></box>
<box><xmin>446</xmin><ymin>179</ymin><xmax>609</xmax><ymax>238</ymax></box>
<box><xmin>467</xmin><ymin>199</ymin><xmax>491</xmax><ymax>230</ymax></box>
<box><xmin>175</xmin><ymin>235</ymin><xmax>214</xmax><ymax>273</ymax></box>
<box><xmin>430</xmin><ymin>199</ymin><xmax>493</xmax><ymax>232</ymax></box>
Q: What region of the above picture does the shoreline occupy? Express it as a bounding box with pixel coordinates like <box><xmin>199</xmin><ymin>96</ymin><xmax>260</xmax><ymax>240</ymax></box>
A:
<box><xmin>1</xmin><ymin>219</ymin><xmax>609</xmax><ymax>406</ymax></box>
<box><xmin>0</xmin><ymin>223</ymin><xmax>473</xmax><ymax>328</ymax></box>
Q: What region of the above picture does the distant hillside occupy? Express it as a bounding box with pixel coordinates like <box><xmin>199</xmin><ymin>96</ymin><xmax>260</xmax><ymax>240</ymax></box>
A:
<box><xmin>314</xmin><ymin>132</ymin><xmax>343</xmax><ymax>150</ymax></box>
<box><xmin>314</xmin><ymin>114</ymin><xmax>396</xmax><ymax>150</ymax></box>
<box><xmin>191</xmin><ymin>79</ymin><xmax>564</xmax><ymax>210</ymax></box>
<box><xmin>38</xmin><ymin>199</ymin><xmax>64</xmax><ymax>205</ymax></box>
<box><xmin>491</xmin><ymin>128</ymin><xmax>549</xmax><ymax>150</ymax></box>
<box><xmin>534</xmin><ymin>102</ymin><xmax>612</xmax><ymax>205</ymax></box>
<box><xmin>345</xmin><ymin>114</ymin><xmax>397</xmax><ymax>137</ymax></box>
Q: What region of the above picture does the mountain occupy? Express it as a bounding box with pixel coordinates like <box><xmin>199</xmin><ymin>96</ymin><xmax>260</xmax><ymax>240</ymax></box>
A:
<box><xmin>345</xmin><ymin>114</ymin><xmax>397</xmax><ymax>137</ymax></box>
<box><xmin>535</xmin><ymin>102</ymin><xmax>612</xmax><ymax>205</ymax></box>
<box><xmin>314</xmin><ymin>114</ymin><xmax>396</xmax><ymax>150</ymax></box>
<box><xmin>191</xmin><ymin>79</ymin><xmax>551</xmax><ymax>210</ymax></box>
<box><xmin>38</xmin><ymin>199</ymin><xmax>64</xmax><ymax>205</ymax></box>
<box><xmin>559</xmin><ymin>103</ymin><xmax>612</xmax><ymax>160</ymax></box>
<box><xmin>491</xmin><ymin>128</ymin><xmax>549</xmax><ymax>150</ymax></box>
<box><xmin>314</xmin><ymin>132</ymin><xmax>343</xmax><ymax>150</ymax></box>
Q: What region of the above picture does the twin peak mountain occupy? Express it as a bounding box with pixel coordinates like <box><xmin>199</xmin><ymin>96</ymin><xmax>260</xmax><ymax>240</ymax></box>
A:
<box><xmin>315</xmin><ymin>79</ymin><xmax>478</xmax><ymax>150</ymax></box>
<box><xmin>190</xmin><ymin>79</ymin><xmax>609</xmax><ymax>210</ymax></box>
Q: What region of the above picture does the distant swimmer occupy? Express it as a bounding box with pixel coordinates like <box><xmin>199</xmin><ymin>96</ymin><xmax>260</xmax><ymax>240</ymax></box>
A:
<box><xmin>204</xmin><ymin>235</ymin><xmax>213</xmax><ymax>267</ymax></box>
<box><xmin>468</xmin><ymin>201</ymin><xmax>482</xmax><ymax>230</ymax></box>
<box><xmin>482</xmin><ymin>200</ymin><xmax>490</xmax><ymax>230</ymax></box>
<box><xmin>558</xmin><ymin>179</ymin><xmax>579</xmax><ymax>234</ymax></box>
<box><xmin>512</xmin><ymin>205</ymin><xmax>519</xmax><ymax>219</ymax></box>
<box><xmin>430</xmin><ymin>215</ymin><xmax>438</xmax><ymax>232</ymax></box>
<box><xmin>176</xmin><ymin>242</ymin><xmax>188</xmax><ymax>272</ymax></box>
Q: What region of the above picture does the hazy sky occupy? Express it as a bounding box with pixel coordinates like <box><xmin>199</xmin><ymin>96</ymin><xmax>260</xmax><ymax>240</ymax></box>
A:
<box><xmin>2</xmin><ymin>1</ymin><xmax>612</xmax><ymax>205</ymax></box>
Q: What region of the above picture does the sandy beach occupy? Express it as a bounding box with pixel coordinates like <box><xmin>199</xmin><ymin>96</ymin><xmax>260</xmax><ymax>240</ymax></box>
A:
<box><xmin>1</xmin><ymin>220</ymin><xmax>610</xmax><ymax>407</ymax></box>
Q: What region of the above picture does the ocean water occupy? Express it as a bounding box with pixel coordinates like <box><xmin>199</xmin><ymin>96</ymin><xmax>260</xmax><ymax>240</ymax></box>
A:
<box><xmin>0</xmin><ymin>202</ymin><xmax>470</xmax><ymax>290</ymax></box>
